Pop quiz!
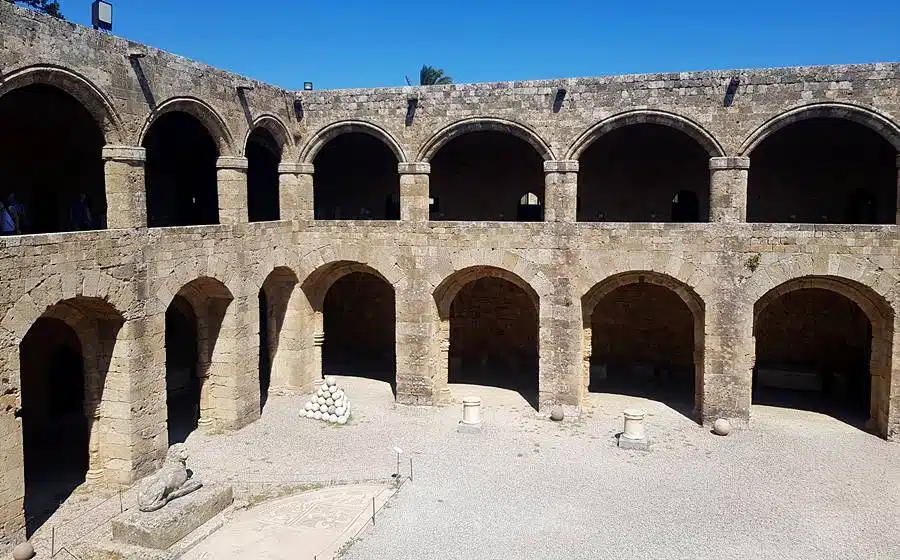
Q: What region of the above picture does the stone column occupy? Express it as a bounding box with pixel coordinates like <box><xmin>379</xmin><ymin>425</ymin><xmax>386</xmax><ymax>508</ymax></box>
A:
<box><xmin>312</xmin><ymin>329</ymin><xmax>325</xmax><ymax>381</ymax></box>
<box><xmin>216</xmin><ymin>156</ymin><xmax>249</xmax><ymax>224</ymax></box>
<box><xmin>709</xmin><ymin>156</ymin><xmax>750</xmax><ymax>222</ymax></box>
<box><xmin>543</xmin><ymin>160</ymin><xmax>579</xmax><ymax>222</ymax></box>
<box><xmin>102</xmin><ymin>146</ymin><xmax>147</xmax><ymax>229</ymax></box>
<box><xmin>279</xmin><ymin>162</ymin><xmax>314</xmax><ymax>221</ymax></box>
<box><xmin>398</xmin><ymin>163</ymin><xmax>430</xmax><ymax>222</ymax></box>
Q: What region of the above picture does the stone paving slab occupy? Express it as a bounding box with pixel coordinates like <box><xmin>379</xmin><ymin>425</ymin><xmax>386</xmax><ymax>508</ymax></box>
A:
<box><xmin>181</xmin><ymin>484</ymin><xmax>394</xmax><ymax>560</ymax></box>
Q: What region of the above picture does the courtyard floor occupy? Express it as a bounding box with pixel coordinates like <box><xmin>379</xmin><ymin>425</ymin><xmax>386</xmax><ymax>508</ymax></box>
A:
<box><xmin>27</xmin><ymin>376</ymin><xmax>900</xmax><ymax>559</ymax></box>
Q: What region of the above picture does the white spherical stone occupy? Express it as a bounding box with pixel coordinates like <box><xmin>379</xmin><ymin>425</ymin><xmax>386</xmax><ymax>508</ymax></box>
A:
<box><xmin>713</xmin><ymin>418</ymin><xmax>731</xmax><ymax>436</ymax></box>
<box><xmin>327</xmin><ymin>405</ymin><xmax>336</xmax><ymax>414</ymax></box>
<box><xmin>334</xmin><ymin>389</ymin><xmax>344</xmax><ymax>399</ymax></box>
<box><xmin>328</xmin><ymin>414</ymin><xmax>338</xmax><ymax>423</ymax></box>
<box><xmin>313</xmin><ymin>411</ymin><xmax>322</xmax><ymax>420</ymax></box>
<box><xmin>317</xmin><ymin>388</ymin><xmax>325</xmax><ymax>397</ymax></box>
<box><xmin>325</xmin><ymin>398</ymin><xmax>334</xmax><ymax>406</ymax></box>
<box><xmin>306</xmin><ymin>410</ymin><xmax>315</xmax><ymax>418</ymax></box>
<box><xmin>12</xmin><ymin>542</ymin><xmax>35</xmax><ymax>560</ymax></box>
<box><xmin>334</xmin><ymin>399</ymin><xmax>344</xmax><ymax>408</ymax></box>
<box><xmin>319</xmin><ymin>404</ymin><xmax>328</xmax><ymax>413</ymax></box>
<box><xmin>337</xmin><ymin>416</ymin><xmax>347</xmax><ymax>425</ymax></box>
<box><xmin>335</xmin><ymin>406</ymin><xmax>346</xmax><ymax>416</ymax></box>
<box><xmin>325</xmin><ymin>375</ymin><xmax>337</xmax><ymax>387</ymax></box>
<box><xmin>317</xmin><ymin>397</ymin><xmax>326</xmax><ymax>405</ymax></box>
<box><xmin>328</xmin><ymin>385</ymin><xmax>338</xmax><ymax>393</ymax></box>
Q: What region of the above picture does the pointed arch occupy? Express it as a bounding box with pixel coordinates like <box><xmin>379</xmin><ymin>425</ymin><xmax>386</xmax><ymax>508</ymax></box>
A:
<box><xmin>139</xmin><ymin>96</ymin><xmax>237</xmax><ymax>156</ymax></box>
<box><xmin>739</xmin><ymin>102</ymin><xmax>900</xmax><ymax>155</ymax></box>
<box><xmin>244</xmin><ymin>114</ymin><xmax>294</xmax><ymax>160</ymax></box>
<box><xmin>299</xmin><ymin>120</ymin><xmax>406</xmax><ymax>164</ymax></box>
<box><xmin>0</xmin><ymin>65</ymin><xmax>124</xmax><ymax>144</ymax></box>
<box><xmin>566</xmin><ymin>109</ymin><xmax>725</xmax><ymax>160</ymax></box>
<box><xmin>418</xmin><ymin>117</ymin><xmax>554</xmax><ymax>162</ymax></box>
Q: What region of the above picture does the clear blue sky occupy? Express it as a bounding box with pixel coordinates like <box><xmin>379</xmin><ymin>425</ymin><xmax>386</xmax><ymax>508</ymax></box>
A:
<box><xmin>55</xmin><ymin>0</ymin><xmax>900</xmax><ymax>90</ymax></box>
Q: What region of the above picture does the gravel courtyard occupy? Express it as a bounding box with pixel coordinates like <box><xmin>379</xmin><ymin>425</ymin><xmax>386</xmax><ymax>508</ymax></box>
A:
<box><xmin>182</xmin><ymin>377</ymin><xmax>900</xmax><ymax>560</ymax></box>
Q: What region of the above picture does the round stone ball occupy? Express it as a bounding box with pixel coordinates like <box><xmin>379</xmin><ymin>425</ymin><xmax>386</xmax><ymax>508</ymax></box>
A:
<box><xmin>12</xmin><ymin>542</ymin><xmax>35</xmax><ymax>560</ymax></box>
<box><xmin>319</xmin><ymin>404</ymin><xmax>329</xmax><ymax>413</ymax></box>
<box><xmin>334</xmin><ymin>389</ymin><xmax>344</xmax><ymax>399</ymax></box>
<box><xmin>334</xmin><ymin>398</ymin><xmax>344</xmax><ymax>408</ymax></box>
<box><xmin>328</xmin><ymin>414</ymin><xmax>338</xmax><ymax>423</ymax></box>
<box><xmin>550</xmin><ymin>406</ymin><xmax>565</xmax><ymax>422</ymax></box>
<box><xmin>337</xmin><ymin>416</ymin><xmax>347</xmax><ymax>425</ymax></box>
<box><xmin>317</xmin><ymin>397</ymin><xmax>326</xmax><ymax>405</ymax></box>
<box><xmin>328</xmin><ymin>385</ymin><xmax>338</xmax><ymax>393</ymax></box>
<box><xmin>713</xmin><ymin>418</ymin><xmax>731</xmax><ymax>436</ymax></box>
<box><xmin>327</xmin><ymin>405</ymin><xmax>336</xmax><ymax>414</ymax></box>
<box><xmin>317</xmin><ymin>388</ymin><xmax>325</xmax><ymax>397</ymax></box>
<box><xmin>335</xmin><ymin>406</ymin><xmax>346</xmax><ymax>416</ymax></box>
<box><xmin>325</xmin><ymin>375</ymin><xmax>337</xmax><ymax>387</ymax></box>
<box><xmin>305</xmin><ymin>402</ymin><xmax>314</xmax><ymax>411</ymax></box>
<box><xmin>313</xmin><ymin>411</ymin><xmax>322</xmax><ymax>420</ymax></box>
<box><xmin>326</xmin><ymin>397</ymin><xmax>334</xmax><ymax>406</ymax></box>
<box><xmin>305</xmin><ymin>410</ymin><xmax>315</xmax><ymax>419</ymax></box>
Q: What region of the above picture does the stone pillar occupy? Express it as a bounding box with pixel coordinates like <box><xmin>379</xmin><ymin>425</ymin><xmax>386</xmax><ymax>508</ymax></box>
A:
<box><xmin>312</xmin><ymin>330</ymin><xmax>325</xmax><ymax>381</ymax></box>
<box><xmin>84</xmin><ymin>399</ymin><xmax>103</xmax><ymax>481</ymax></box>
<box><xmin>216</xmin><ymin>156</ymin><xmax>249</xmax><ymax>224</ymax></box>
<box><xmin>543</xmin><ymin>160</ymin><xmax>579</xmax><ymax>222</ymax></box>
<box><xmin>102</xmin><ymin>146</ymin><xmax>147</xmax><ymax>229</ymax></box>
<box><xmin>709</xmin><ymin>156</ymin><xmax>750</xmax><ymax>222</ymax></box>
<box><xmin>279</xmin><ymin>162</ymin><xmax>314</xmax><ymax>221</ymax></box>
<box><xmin>398</xmin><ymin>163</ymin><xmax>430</xmax><ymax>222</ymax></box>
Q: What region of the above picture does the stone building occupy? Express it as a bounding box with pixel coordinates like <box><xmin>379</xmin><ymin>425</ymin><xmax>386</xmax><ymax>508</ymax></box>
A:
<box><xmin>1</xmin><ymin>1</ymin><xmax>899</xmax><ymax>547</ymax></box>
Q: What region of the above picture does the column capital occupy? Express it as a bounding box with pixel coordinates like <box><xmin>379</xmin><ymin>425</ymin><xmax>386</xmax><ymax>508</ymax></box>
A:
<box><xmin>279</xmin><ymin>162</ymin><xmax>315</xmax><ymax>174</ymax></box>
<box><xmin>398</xmin><ymin>162</ymin><xmax>431</xmax><ymax>175</ymax></box>
<box><xmin>544</xmin><ymin>160</ymin><xmax>579</xmax><ymax>173</ymax></box>
<box><xmin>101</xmin><ymin>145</ymin><xmax>146</xmax><ymax>162</ymax></box>
<box><xmin>216</xmin><ymin>156</ymin><xmax>249</xmax><ymax>170</ymax></box>
<box><xmin>709</xmin><ymin>156</ymin><xmax>750</xmax><ymax>170</ymax></box>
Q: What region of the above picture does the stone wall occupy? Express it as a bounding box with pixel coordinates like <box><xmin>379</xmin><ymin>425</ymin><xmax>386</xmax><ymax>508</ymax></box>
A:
<box><xmin>1</xmin><ymin>1</ymin><xmax>900</xmax><ymax>550</ymax></box>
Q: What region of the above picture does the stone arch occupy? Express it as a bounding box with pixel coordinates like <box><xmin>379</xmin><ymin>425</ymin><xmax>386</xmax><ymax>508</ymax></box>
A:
<box><xmin>752</xmin><ymin>274</ymin><xmax>895</xmax><ymax>438</ymax></box>
<box><xmin>566</xmin><ymin>109</ymin><xmax>725</xmax><ymax>160</ymax></box>
<box><xmin>1</xmin><ymin>271</ymin><xmax>133</xmax><ymax>342</ymax></box>
<box><xmin>417</xmin><ymin>117</ymin><xmax>555</xmax><ymax>162</ymax></box>
<box><xmin>299</xmin><ymin>120</ymin><xmax>407</xmax><ymax>164</ymax></box>
<box><xmin>0</xmin><ymin>65</ymin><xmax>124</xmax><ymax>144</ymax></box>
<box><xmin>14</xmin><ymin>296</ymin><xmax>126</xmax><ymax>534</ymax></box>
<box><xmin>433</xmin><ymin>265</ymin><xmax>540</xmax><ymax>320</ymax></box>
<box><xmin>581</xmin><ymin>270</ymin><xmax>706</xmax><ymax>416</ymax></box>
<box><xmin>301</xmin><ymin>259</ymin><xmax>397</xmax><ymax>392</ymax></box>
<box><xmin>739</xmin><ymin>102</ymin><xmax>900</xmax><ymax>156</ymax></box>
<box><xmin>153</xmin><ymin>255</ymin><xmax>241</xmax><ymax>314</ymax></box>
<box><xmin>138</xmin><ymin>96</ymin><xmax>237</xmax><ymax>156</ymax></box>
<box><xmin>432</xmin><ymin>265</ymin><xmax>542</xmax><ymax>409</ymax></box>
<box><xmin>243</xmin><ymin>114</ymin><xmax>294</xmax><ymax>160</ymax></box>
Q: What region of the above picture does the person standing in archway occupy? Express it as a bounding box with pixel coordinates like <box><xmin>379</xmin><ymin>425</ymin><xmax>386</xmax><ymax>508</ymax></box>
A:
<box><xmin>70</xmin><ymin>192</ymin><xmax>93</xmax><ymax>231</ymax></box>
<box><xmin>7</xmin><ymin>193</ymin><xmax>27</xmax><ymax>233</ymax></box>
<box><xmin>0</xmin><ymin>201</ymin><xmax>18</xmax><ymax>235</ymax></box>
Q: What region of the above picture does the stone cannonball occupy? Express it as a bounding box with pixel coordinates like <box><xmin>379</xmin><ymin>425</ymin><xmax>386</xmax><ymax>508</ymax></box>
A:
<box><xmin>325</xmin><ymin>375</ymin><xmax>337</xmax><ymax>387</ymax></box>
<box><xmin>327</xmin><ymin>405</ymin><xmax>336</xmax><ymax>414</ymax></box>
<box><xmin>12</xmin><ymin>542</ymin><xmax>35</xmax><ymax>560</ymax></box>
<box><xmin>550</xmin><ymin>406</ymin><xmax>565</xmax><ymax>422</ymax></box>
<box><xmin>313</xmin><ymin>411</ymin><xmax>322</xmax><ymax>420</ymax></box>
<box><xmin>337</xmin><ymin>416</ymin><xmax>347</xmax><ymax>425</ymax></box>
<box><xmin>326</xmin><ymin>397</ymin><xmax>334</xmax><ymax>406</ymax></box>
<box><xmin>317</xmin><ymin>397</ymin><xmax>326</xmax><ymax>405</ymax></box>
<box><xmin>713</xmin><ymin>418</ymin><xmax>731</xmax><ymax>436</ymax></box>
<box><xmin>328</xmin><ymin>385</ymin><xmax>338</xmax><ymax>393</ymax></box>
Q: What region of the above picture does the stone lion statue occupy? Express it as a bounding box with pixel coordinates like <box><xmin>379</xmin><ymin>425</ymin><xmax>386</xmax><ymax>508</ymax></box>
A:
<box><xmin>138</xmin><ymin>443</ymin><xmax>203</xmax><ymax>512</ymax></box>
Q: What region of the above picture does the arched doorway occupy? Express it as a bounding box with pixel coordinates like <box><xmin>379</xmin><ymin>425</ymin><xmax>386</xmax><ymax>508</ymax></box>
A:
<box><xmin>313</xmin><ymin>133</ymin><xmax>400</xmax><ymax>220</ymax></box>
<box><xmin>321</xmin><ymin>271</ymin><xmax>396</xmax><ymax>390</ymax></box>
<box><xmin>0</xmin><ymin>84</ymin><xmax>106</xmax><ymax>233</ymax></box>
<box><xmin>435</xmin><ymin>267</ymin><xmax>540</xmax><ymax>409</ymax></box>
<box><xmin>18</xmin><ymin>298</ymin><xmax>123</xmax><ymax>536</ymax></box>
<box><xmin>577</xmin><ymin>123</ymin><xmax>710</xmax><ymax>222</ymax></box>
<box><xmin>747</xmin><ymin>117</ymin><xmax>897</xmax><ymax>224</ymax></box>
<box><xmin>165</xmin><ymin>278</ymin><xmax>233</xmax><ymax>440</ymax></box>
<box><xmin>429</xmin><ymin>131</ymin><xmax>545</xmax><ymax>221</ymax></box>
<box><xmin>582</xmin><ymin>273</ymin><xmax>704</xmax><ymax>417</ymax></box>
<box><xmin>143</xmin><ymin>112</ymin><xmax>220</xmax><ymax>227</ymax></box>
<box><xmin>247</xmin><ymin>128</ymin><xmax>281</xmax><ymax>222</ymax></box>
<box><xmin>753</xmin><ymin>277</ymin><xmax>893</xmax><ymax>430</ymax></box>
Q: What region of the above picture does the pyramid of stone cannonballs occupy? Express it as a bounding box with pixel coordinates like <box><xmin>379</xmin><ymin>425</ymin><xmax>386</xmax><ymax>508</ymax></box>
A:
<box><xmin>302</xmin><ymin>376</ymin><xmax>351</xmax><ymax>424</ymax></box>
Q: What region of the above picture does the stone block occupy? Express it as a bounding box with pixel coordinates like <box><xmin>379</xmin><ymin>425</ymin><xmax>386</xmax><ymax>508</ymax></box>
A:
<box><xmin>617</xmin><ymin>435</ymin><xmax>649</xmax><ymax>451</ymax></box>
<box><xmin>111</xmin><ymin>485</ymin><xmax>233</xmax><ymax>550</ymax></box>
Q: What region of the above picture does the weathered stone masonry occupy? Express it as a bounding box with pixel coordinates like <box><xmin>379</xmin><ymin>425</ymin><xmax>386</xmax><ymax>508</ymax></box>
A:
<box><xmin>1</xmin><ymin>2</ymin><xmax>900</xmax><ymax>546</ymax></box>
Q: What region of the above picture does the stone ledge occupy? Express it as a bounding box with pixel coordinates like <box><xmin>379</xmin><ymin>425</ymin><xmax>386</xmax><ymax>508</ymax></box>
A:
<box><xmin>544</xmin><ymin>160</ymin><xmax>579</xmax><ymax>173</ymax></box>
<box><xmin>111</xmin><ymin>485</ymin><xmax>233</xmax><ymax>550</ymax></box>
<box><xmin>709</xmin><ymin>156</ymin><xmax>750</xmax><ymax>170</ymax></box>
<box><xmin>279</xmin><ymin>162</ymin><xmax>314</xmax><ymax>174</ymax></box>
<box><xmin>216</xmin><ymin>156</ymin><xmax>249</xmax><ymax>170</ymax></box>
<box><xmin>398</xmin><ymin>162</ymin><xmax>431</xmax><ymax>175</ymax></box>
<box><xmin>102</xmin><ymin>145</ymin><xmax>146</xmax><ymax>162</ymax></box>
